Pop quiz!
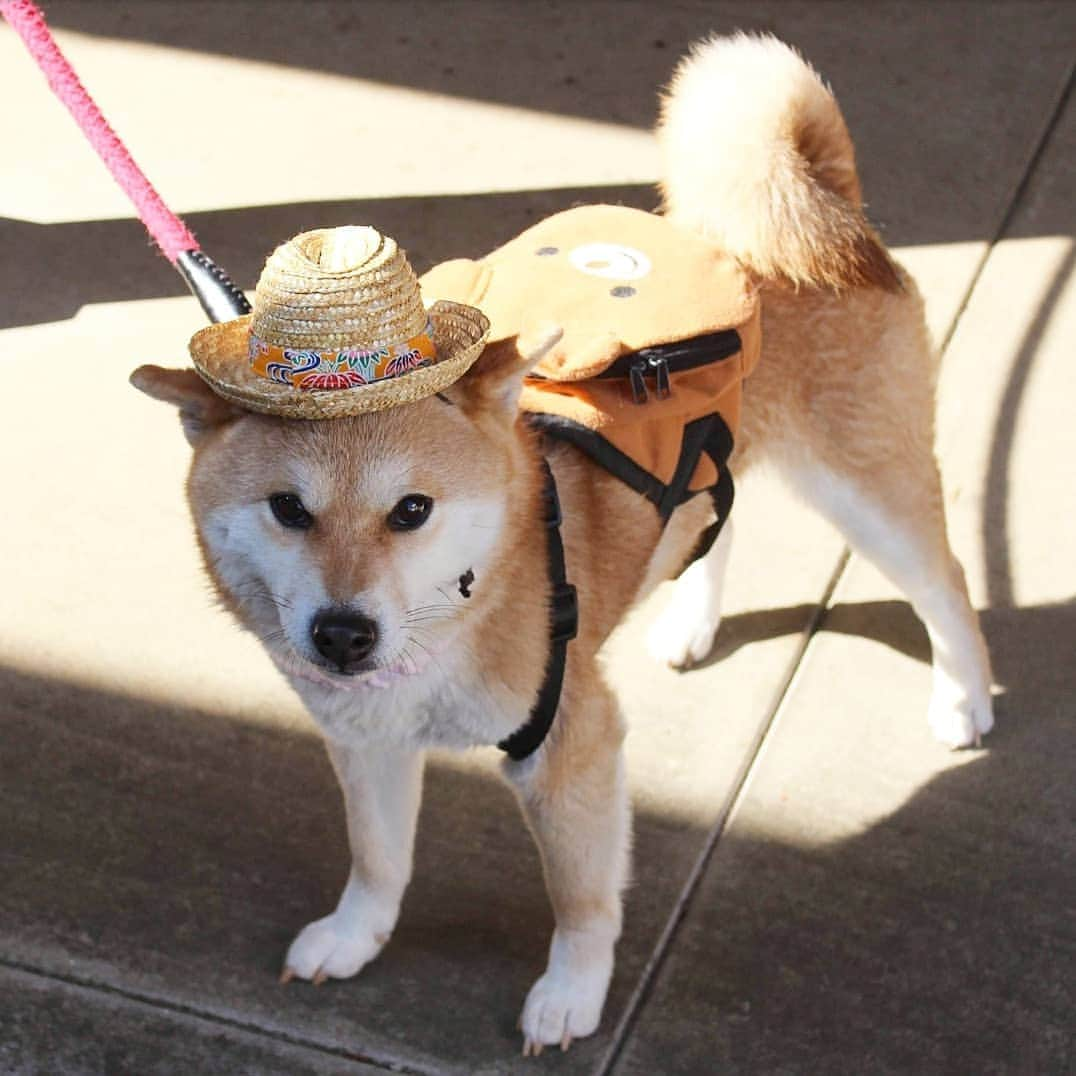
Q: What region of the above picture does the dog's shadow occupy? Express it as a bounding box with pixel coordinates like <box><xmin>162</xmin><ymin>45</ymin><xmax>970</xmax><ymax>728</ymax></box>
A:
<box><xmin>696</xmin><ymin>594</ymin><xmax>1072</xmax><ymax>694</ymax></box>
<box><xmin>692</xmin><ymin>597</ymin><xmax>931</xmax><ymax>668</ymax></box>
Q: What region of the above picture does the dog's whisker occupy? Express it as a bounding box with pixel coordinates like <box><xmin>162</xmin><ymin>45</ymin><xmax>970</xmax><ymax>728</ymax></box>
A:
<box><xmin>407</xmin><ymin>635</ymin><xmax>432</xmax><ymax>658</ymax></box>
<box><xmin>231</xmin><ymin>579</ymin><xmax>294</xmax><ymax>611</ymax></box>
<box><xmin>406</xmin><ymin>634</ymin><xmax>449</xmax><ymax>680</ymax></box>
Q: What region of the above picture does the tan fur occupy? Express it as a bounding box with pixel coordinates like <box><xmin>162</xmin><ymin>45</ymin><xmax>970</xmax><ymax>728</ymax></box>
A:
<box><xmin>131</xmin><ymin>32</ymin><xmax>992</xmax><ymax>1052</ymax></box>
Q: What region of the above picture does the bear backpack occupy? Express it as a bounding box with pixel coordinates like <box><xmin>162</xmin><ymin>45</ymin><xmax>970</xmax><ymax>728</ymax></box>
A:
<box><xmin>421</xmin><ymin>205</ymin><xmax>761</xmax><ymax>563</ymax></box>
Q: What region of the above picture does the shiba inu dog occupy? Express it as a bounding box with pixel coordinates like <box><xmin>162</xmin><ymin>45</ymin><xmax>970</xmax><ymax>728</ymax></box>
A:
<box><xmin>131</xmin><ymin>33</ymin><xmax>994</xmax><ymax>1054</ymax></box>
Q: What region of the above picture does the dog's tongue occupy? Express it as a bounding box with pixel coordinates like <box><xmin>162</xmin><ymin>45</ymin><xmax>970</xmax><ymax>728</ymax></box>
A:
<box><xmin>279</xmin><ymin>648</ymin><xmax>435</xmax><ymax>692</ymax></box>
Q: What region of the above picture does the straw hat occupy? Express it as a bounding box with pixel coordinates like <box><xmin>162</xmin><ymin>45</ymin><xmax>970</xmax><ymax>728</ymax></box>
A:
<box><xmin>189</xmin><ymin>226</ymin><xmax>490</xmax><ymax>418</ymax></box>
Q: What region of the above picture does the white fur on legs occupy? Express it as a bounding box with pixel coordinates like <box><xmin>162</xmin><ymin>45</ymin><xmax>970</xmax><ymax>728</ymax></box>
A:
<box><xmin>647</xmin><ymin>518</ymin><xmax>734</xmax><ymax>669</ymax></box>
<box><xmin>282</xmin><ymin>738</ymin><xmax>424</xmax><ymax>984</ymax></box>
<box><xmin>783</xmin><ymin>460</ymin><xmax>993</xmax><ymax>748</ymax></box>
<box><xmin>920</xmin><ymin>556</ymin><xmax>995</xmax><ymax>747</ymax></box>
<box><xmin>520</xmin><ymin>922</ymin><xmax>618</xmax><ymax>1054</ymax></box>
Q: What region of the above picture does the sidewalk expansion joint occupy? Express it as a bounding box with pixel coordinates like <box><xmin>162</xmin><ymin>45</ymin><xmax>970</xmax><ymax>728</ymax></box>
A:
<box><xmin>0</xmin><ymin>955</ymin><xmax>437</xmax><ymax>1076</ymax></box>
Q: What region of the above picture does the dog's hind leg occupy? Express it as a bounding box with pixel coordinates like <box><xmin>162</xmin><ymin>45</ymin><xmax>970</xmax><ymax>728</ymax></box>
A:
<box><xmin>282</xmin><ymin>738</ymin><xmax>424</xmax><ymax>983</ymax></box>
<box><xmin>774</xmin><ymin>443</ymin><xmax>994</xmax><ymax>748</ymax></box>
<box><xmin>647</xmin><ymin>516</ymin><xmax>735</xmax><ymax>669</ymax></box>
<box><xmin>504</xmin><ymin>675</ymin><xmax>630</xmax><ymax>1053</ymax></box>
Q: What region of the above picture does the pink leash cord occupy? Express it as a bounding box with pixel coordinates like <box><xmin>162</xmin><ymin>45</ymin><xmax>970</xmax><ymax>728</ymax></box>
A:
<box><xmin>1</xmin><ymin>0</ymin><xmax>250</xmax><ymax>321</ymax></box>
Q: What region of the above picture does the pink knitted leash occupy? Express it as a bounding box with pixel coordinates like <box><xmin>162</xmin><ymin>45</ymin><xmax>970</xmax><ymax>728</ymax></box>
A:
<box><xmin>0</xmin><ymin>0</ymin><xmax>250</xmax><ymax>322</ymax></box>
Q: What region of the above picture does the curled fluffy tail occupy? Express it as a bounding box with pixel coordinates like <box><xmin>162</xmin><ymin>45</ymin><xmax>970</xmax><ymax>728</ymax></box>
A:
<box><xmin>658</xmin><ymin>33</ymin><xmax>900</xmax><ymax>291</ymax></box>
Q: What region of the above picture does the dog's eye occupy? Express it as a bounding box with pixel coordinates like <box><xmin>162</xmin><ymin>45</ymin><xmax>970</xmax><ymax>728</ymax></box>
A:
<box><xmin>388</xmin><ymin>494</ymin><xmax>433</xmax><ymax>531</ymax></box>
<box><xmin>268</xmin><ymin>492</ymin><xmax>313</xmax><ymax>529</ymax></box>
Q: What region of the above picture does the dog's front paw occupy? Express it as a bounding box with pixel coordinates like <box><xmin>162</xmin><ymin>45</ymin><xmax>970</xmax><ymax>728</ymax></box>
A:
<box><xmin>520</xmin><ymin>968</ymin><xmax>608</xmax><ymax>1055</ymax></box>
<box><xmin>928</xmin><ymin>691</ymin><xmax>995</xmax><ymax>749</ymax></box>
<box><xmin>281</xmin><ymin>911</ymin><xmax>388</xmax><ymax>985</ymax></box>
<box><xmin>519</xmin><ymin>925</ymin><xmax>615</xmax><ymax>1055</ymax></box>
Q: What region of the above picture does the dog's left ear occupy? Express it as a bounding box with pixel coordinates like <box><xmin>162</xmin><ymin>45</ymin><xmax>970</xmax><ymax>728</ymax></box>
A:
<box><xmin>444</xmin><ymin>323</ymin><xmax>563</xmax><ymax>415</ymax></box>
<box><xmin>130</xmin><ymin>365</ymin><xmax>243</xmax><ymax>446</ymax></box>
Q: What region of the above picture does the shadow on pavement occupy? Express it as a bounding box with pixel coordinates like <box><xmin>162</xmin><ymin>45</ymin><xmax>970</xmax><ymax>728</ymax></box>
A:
<box><xmin>4</xmin><ymin>4</ymin><xmax>1073</xmax><ymax>332</ymax></box>
<box><xmin>26</xmin><ymin>0</ymin><xmax>1076</xmax><ymax>250</ymax></box>
<box><xmin>983</xmin><ymin>245</ymin><xmax>1074</xmax><ymax>609</ymax></box>
<box><xmin>0</xmin><ymin>184</ymin><xmax>655</xmax><ymax>330</ymax></box>
<box><xmin>610</xmin><ymin>596</ymin><xmax>1076</xmax><ymax>1073</ymax></box>
<box><xmin>0</xmin><ymin>659</ymin><xmax>693</xmax><ymax>1073</ymax></box>
<box><xmin>21</xmin><ymin>1</ymin><xmax>784</xmax><ymax>128</ymax></box>
<box><xmin>621</xmin><ymin>727</ymin><xmax>1076</xmax><ymax>1074</ymax></box>
<box><xmin>3</xmin><ymin>582</ymin><xmax>1073</xmax><ymax>1071</ymax></box>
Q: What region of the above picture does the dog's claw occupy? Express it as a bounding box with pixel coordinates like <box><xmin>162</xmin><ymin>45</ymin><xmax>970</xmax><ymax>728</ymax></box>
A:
<box><xmin>561</xmin><ymin>1030</ymin><xmax>572</xmax><ymax>1052</ymax></box>
<box><xmin>313</xmin><ymin>969</ymin><xmax>329</xmax><ymax>986</ymax></box>
<box><xmin>279</xmin><ymin>967</ymin><xmax>295</xmax><ymax>985</ymax></box>
<box><xmin>522</xmin><ymin>1037</ymin><xmax>545</xmax><ymax>1058</ymax></box>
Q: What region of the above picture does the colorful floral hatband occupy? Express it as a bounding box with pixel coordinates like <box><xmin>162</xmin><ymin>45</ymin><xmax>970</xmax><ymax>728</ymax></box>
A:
<box><xmin>247</xmin><ymin>322</ymin><xmax>437</xmax><ymax>392</ymax></box>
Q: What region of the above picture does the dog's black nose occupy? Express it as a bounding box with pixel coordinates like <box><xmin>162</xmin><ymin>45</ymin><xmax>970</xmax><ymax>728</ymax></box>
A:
<box><xmin>310</xmin><ymin>609</ymin><xmax>378</xmax><ymax>670</ymax></box>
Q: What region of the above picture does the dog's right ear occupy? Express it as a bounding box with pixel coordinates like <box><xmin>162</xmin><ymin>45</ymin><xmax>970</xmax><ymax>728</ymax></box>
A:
<box><xmin>130</xmin><ymin>365</ymin><xmax>243</xmax><ymax>445</ymax></box>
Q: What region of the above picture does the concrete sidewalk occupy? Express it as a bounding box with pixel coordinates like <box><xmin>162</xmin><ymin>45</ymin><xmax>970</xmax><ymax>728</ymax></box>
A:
<box><xmin>1</xmin><ymin>3</ymin><xmax>1073</xmax><ymax>1073</ymax></box>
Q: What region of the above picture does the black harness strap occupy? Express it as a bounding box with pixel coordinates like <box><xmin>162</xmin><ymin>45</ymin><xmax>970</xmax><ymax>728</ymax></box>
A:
<box><xmin>526</xmin><ymin>411</ymin><xmax>734</xmax><ymax>530</ymax></box>
<box><xmin>525</xmin><ymin>412</ymin><xmax>666</xmax><ymax>508</ymax></box>
<box><xmin>497</xmin><ymin>460</ymin><xmax>578</xmax><ymax>761</ymax></box>
<box><xmin>498</xmin><ymin>411</ymin><xmax>736</xmax><ymax>759</ymax></box>
<box><xmin>657</xmin><ymin>413</ymin><xmax>722</xmax><ymax>520</ymax></box>
<box><xmin>682</xmin><ymin>418</ymin><xmax>736</xmax><ymax>567</ymax></box>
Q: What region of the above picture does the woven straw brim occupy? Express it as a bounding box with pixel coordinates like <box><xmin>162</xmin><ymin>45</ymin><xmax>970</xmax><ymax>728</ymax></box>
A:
<box><xmin>189</xmin><ymin>301</ymin><xmax>490</xmax><ymax>419</ymax></box>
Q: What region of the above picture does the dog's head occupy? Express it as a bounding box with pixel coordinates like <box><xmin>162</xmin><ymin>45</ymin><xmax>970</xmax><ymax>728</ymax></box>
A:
<box><xmin>131</xmin><ymin>327</ymin><xmax>559</xmax><ymax>689</ymax></box>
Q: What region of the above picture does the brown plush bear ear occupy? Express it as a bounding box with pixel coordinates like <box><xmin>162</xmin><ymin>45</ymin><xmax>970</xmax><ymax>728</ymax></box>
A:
<box><xmin>442</xmin><ymin>323</ymin><xmax>562</xmax><ymax>416</ymax></box>
<box><xmin>420</xmin><ymin>258</ymin><xmax>492</xmax><ymax>307</ymax></box>
<box><xmin>130</xmin><ymin>365</ymin><xmax>243</xmax><ymax>445</ymax></box>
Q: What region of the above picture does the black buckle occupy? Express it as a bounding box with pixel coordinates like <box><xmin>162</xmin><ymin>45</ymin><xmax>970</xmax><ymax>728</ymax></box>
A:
<box><xmin>551</xmin><ymin>582</ymin><xmax>578</xmax><ymax>642</ymax></box>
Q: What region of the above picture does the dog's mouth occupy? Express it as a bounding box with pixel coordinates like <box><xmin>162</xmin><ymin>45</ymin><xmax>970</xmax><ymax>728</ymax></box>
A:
<box><xmin>268</xmin><ymin>645</ymin><xmax>434</xmax><ymax>692</ymax></box>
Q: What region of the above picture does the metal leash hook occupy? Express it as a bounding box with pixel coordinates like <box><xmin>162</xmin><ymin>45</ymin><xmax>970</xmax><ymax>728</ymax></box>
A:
<box><xmin>0</xmin><ymin>0</ymin><xmax>250</xmax><ymax>324</ymax></box>
<box><xmin>176</xmin><ymin>251</ymin><xmax>252</xmax><ymax>323</ymax></box>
